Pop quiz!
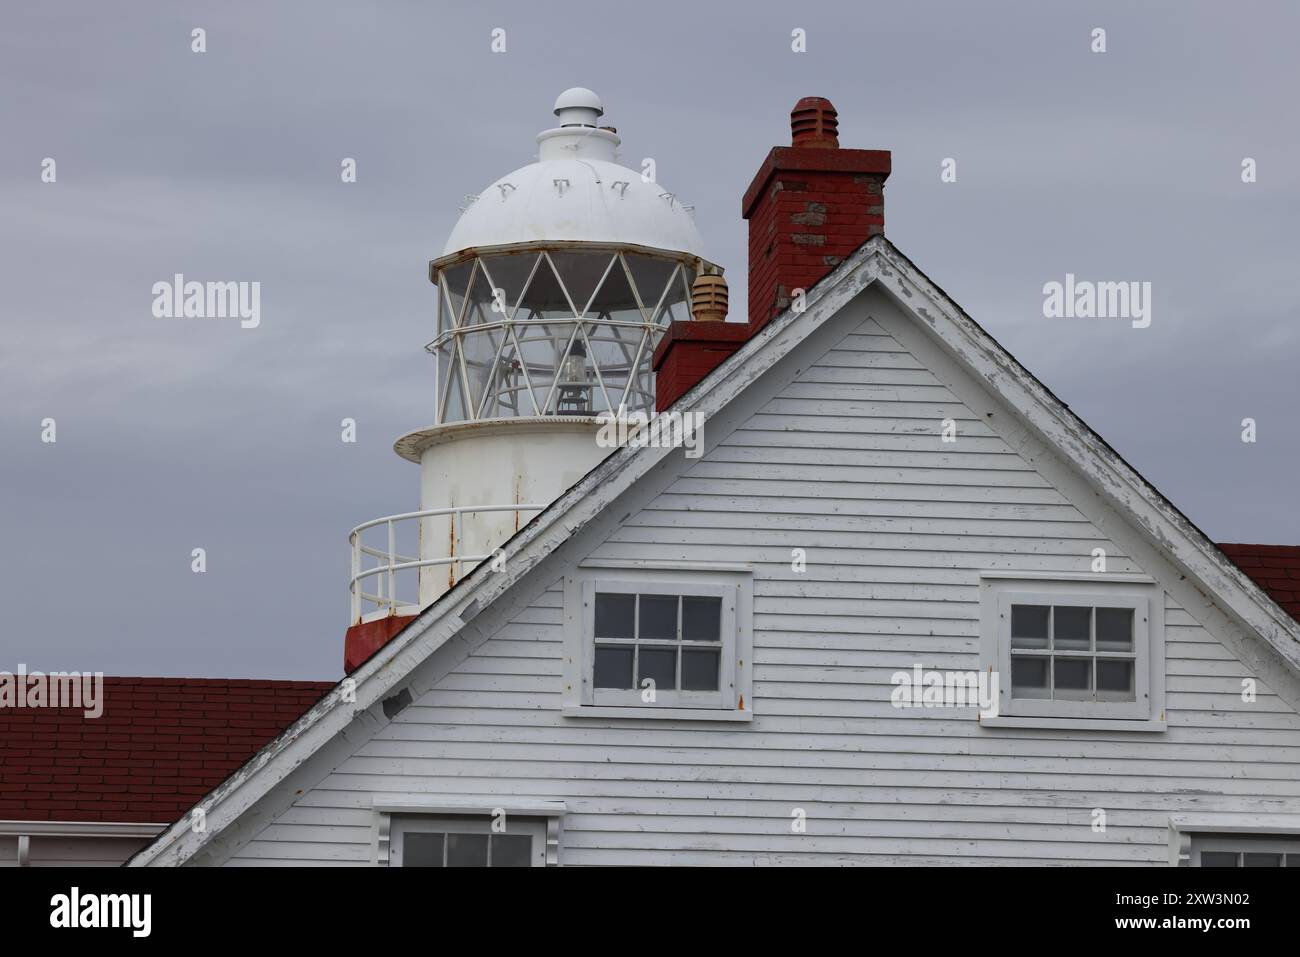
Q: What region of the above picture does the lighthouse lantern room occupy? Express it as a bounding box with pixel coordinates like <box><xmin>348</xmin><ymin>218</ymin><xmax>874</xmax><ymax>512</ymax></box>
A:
<box><xmin>347</xmin><ymin>88</ymin><xmax>720</xmax><ymax>661</ymax></box>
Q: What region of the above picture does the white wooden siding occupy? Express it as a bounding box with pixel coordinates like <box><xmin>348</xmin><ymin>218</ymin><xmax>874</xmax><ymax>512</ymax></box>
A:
<box><xmin>226</xmin><ymin>293</ymin><xmax>1300</xmax><ymax>866</ymax></box>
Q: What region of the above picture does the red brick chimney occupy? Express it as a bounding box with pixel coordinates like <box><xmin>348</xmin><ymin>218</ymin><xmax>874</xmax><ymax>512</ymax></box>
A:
<box><xmin>742</xmin><ymin>97</ymin><xmax>891</xmax><ymax>333</ymax></box>
<box><xmin>653</xmin><ymin>274</ymin><xmax>746</xmax><ymax>412</ymax></box>
<box><xmin>651</xmin><ymin>98</ymin><xmax>891</xmax><ymax>413</ymax></box>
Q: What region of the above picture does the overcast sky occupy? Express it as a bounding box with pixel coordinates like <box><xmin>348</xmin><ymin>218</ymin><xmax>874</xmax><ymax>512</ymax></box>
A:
<box><xmin>2</xmin><ymin>1</ymin><xmax>1297</xmax><ymax>679</ymax></box>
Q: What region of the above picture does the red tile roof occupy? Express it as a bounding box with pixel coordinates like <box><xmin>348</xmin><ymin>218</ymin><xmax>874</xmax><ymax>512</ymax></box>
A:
<box><xmin>1218</xmin><ymin>543</ymin><xmax>1300</xmax><ymax>622</ymax></box>
<box><xmin>0</xmin><ymin>677</ymin><xmax>332</xmax><ymax>823</ymax></box>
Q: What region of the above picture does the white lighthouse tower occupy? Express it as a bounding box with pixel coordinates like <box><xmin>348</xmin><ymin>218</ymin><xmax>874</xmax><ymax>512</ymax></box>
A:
<box><xmin>346</xmin><ymin>88</ymin><xmax>721</xmax><ymax>669</ymax></box>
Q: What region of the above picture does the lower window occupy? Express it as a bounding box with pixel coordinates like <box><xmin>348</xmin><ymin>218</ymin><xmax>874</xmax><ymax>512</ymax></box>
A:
<box><xmin>1191</xmin><ymin>835</ymin><xmax>1300</xmax><ymax>867</ymax></box>
<box><xmin>390</xmin><ymin>816</ymin><xmax>546</xmax><ymax>867</ymax></box>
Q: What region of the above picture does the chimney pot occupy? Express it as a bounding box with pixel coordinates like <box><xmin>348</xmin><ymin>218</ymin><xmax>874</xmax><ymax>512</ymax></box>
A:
<box><xmin>690</xmin><ymin>274</ymin><xmax>729</xmax><ymax>322</ymax></box>
<box><xmin>791</xmin><ymin>96</ymin><xmax>839</xmax><ymax>148</ymax></box>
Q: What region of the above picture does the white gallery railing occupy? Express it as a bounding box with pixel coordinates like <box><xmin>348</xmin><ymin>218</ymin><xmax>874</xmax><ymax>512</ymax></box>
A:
<box><xmin>349</xmin><ymin>503</ymin><xmax>544</xmax><ymax>623</ymax></box>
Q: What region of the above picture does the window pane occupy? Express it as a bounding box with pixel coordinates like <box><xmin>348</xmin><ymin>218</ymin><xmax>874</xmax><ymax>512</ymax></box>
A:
<box><xmin>682</xmin><ymin>596</ymin><xmax>721</xmax><ymax>641</ymax></box>
<box><xmin>1010</xmin><ymin>657</ymin><xmax>1050</xmax><ymax>698</ymax></box>
<box><xmin>639</xmin><ymin>595</ymin><xmax>678</xmax><ymax>640</ymax></box>
<box><xmin>1053</xmin><ymin>606</ymin><xmax>1091</xmax><ymax>650</ymax></box>
<box><xmin>1243</xmin><ymin>852</ymin><xmax>1282</xmax><ymax>867</ymax></box>
<box><xmin>593</xmin><ymin>645</ymin><xmax>634</xmax><ymax>688</ymax></box>
<box><xmin>446</xmin><ymin>832</ymin><xmax>489</xmax><ymax>867</ymax></box>
<box><xmin>1286</xmin><ymin>854</ymin><xmax>1300</xmax><ymax>868</ymax></box>
<box><xmin>638</xmin><ymin>647</ymin><xmax>678</xmax><ymax>691</ymax></box>
<box><xmin>1201</xmin><ymin>851</ymin><xmax>1239</xmax><ymax>867</ymax></box>
<box><xmin>1096</xmin><ymin>607</ymin><xmax>1134</xmax><ymax>652</ymax></box>
<box><xmin>681</xmin><ymin>647</ymin><xmax>720</xmax><ymax>691</ymax></box>
<box><xmin>626</xmin><ymin>254</ymin><xmax>680</xmax><ymax>321</ymax></box>
<box><xmin>1010</xmin><ymin>605</ymin><xmax>1049</xmax><ymax>649</ymax></box>
<box><xmin>1096</xmin><ymin>659</ymin><xmax>1135</xmax><ymax>701</ymax></box>
<box><xmin>1053</xmin><ymin>657</ymin><xmax>1092</xmax><ymax>698</ymax></box>
<box><xmin>491</xmin><ymin>834</ymin><xmax>533</xmax><ymax>867</ymax></box>
<box><xmin>403</xmin><ymin>832</ymin><xmax>444</xmax><ymax>867</ymax></box>
<box><xmin>594</xmin><ymin>593</ymin><xmax>635</xmax><ymax>639</ymax></box>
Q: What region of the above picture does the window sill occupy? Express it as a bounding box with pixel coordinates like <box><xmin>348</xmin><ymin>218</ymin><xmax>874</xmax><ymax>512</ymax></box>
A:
<box><xmin>562</xmin><ymin>704</ymin><xmax>753</xmax><ymax>722</ymax></box>
<box><xmin>979</xmin><ymin>714</ymin><xmax>1166</xmax><ymax>733</ymax></box>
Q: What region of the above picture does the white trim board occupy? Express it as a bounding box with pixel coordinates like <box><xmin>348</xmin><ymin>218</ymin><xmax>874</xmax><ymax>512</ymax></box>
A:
<box><xmin>372</xmin><ymin>797</ymin><xmax>566</xmax><ymax>816</ymax></box>
<box><xmin>0</xmin><ymin>820</ymin><xmax>166</xmax><ymax>838</ymax></box>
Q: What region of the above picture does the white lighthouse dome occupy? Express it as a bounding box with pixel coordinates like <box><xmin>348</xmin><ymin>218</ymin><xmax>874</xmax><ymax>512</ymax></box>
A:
<box><xmin>441</xmin><ymin>88</ymin><xmax>706</xmax><ymax>258</ymax></box>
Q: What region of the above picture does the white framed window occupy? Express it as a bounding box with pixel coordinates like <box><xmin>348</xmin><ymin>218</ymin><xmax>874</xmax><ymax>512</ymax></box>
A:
<box><xmin>373</xmin><ymin>799</ymin><xmax>564</xmax><ymax>866</ymax></box>
<box><xmin>979</xmin><ymin>575</ymin><xmax>1164</xmax><ymax>729</ymax></box>
<box><xmin>1190</xmin><ymin>835</ymin><xmax>1300</xmax><ymax>867</ymax></box>
<box><xmin>1169</xmin><ymin>814</ymin><xmax>1300</xmax><ymax>865</ymax></box>
<box><xmin>563</xmin><ymin>563</ymin><xmax>753</xmax><ymax>720</ymax></box>
<box><xmin>389</xmin><ymin>815</ymin><xmax>547</xmax><ymax>867</ymax></box>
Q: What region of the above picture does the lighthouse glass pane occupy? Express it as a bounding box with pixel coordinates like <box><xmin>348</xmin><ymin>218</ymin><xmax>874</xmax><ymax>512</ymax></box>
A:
<box><xmin>461</xmin><ymin>324</ymin><xmax>504</xmax><ymax>417</ymax></box>
<box><xmin>477</xmin><ymin>253</ymin><xmax>537</xmax><ymax>320</ymax></box>
<box><xmin>593</xmin><ymin>326</ymin><xmax>648</xmax><ymax>413</ymax></box>
<box><xmin>656</xmin><ymin>299</ymin><xmax>689</xmax><ymax>327</ymax></box>
<box><xmin>479</xmin><ymin>338</ymin><xmax>527</xmax><ymax>417</ymax></box>
<box><xmin>462</xmin><ymin>262</ymin><xmax>497</xmax><ymax>328</ymax></box>
<box><xmin>588</xmin><ymin>255</ymin><xmax>639</xmax><ymax>315</ymax></box>
<box><xmin>438</xmin><ymin>261</ymin><xmax>473</xmax><ymax>333</ymax></box>
<box><xmin>435</xmin><ymin>344</ymin><xmax>451</xmax><ymax>423</ymax></box>
<box><xmin>549</xmin><ymin>251</ymin><xmax>615</xmax><ymax>315</ymax></box>
<box><xmin>628</xmin><ymin>257</ymin><xmax>679</xmax><ymax>317</ymax></box>
<box><xmin>440</xmin><ymin>354</ymin><xmax>468</xmax><ymax>422</ymax></box>
<box><xmin>520</xmin><ymin>255</ymin><xmax>570</xmax><ymax>311</ymax></box>
<box><xmin>583</xmin><ymin>264</ymin><xmax>640</xmax><ymax>414</ymax></box>
<box><xmin>625</xmin><ymin>361</ymin><xmax>654</xmax><ymax>417</ymax></box>
<box><xmin>515</xmin><ymin>320</ymin><xmax>569</xmax><ymax>389</ymax></box>
<box><xmin>555</xmin><ymin>332</ymin><xmax>599</xmax><ymax>415</ymax></box>
<box><xmin>649</xmin><ymin>263</ymin><xmax>695</xmax><ymax>328</ymax></box>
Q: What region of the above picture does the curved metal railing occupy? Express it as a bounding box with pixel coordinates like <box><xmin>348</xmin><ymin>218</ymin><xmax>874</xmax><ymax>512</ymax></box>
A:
<box><xmin>349</xmin><ymin>504</ymin><xmax>544</xmax><ymax>623</ymax></box>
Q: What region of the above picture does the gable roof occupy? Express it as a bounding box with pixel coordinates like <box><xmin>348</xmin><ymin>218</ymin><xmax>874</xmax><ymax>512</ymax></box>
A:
<box><xmin>129</xmin><ymin>235</ymin><xmax>1300</xmax><ymax>866</ymax></box>
<box><xmin>0</xmin><ymin>677</ymin><xmax>331</xmax><ymax>825</ymax></box>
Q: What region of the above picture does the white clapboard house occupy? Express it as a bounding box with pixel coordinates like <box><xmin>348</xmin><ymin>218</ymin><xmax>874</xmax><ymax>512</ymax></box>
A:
<box><xmin>123</xmin><ymin>90</ymin><xmax>1300</xmax><ymax>867</ymax></box>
